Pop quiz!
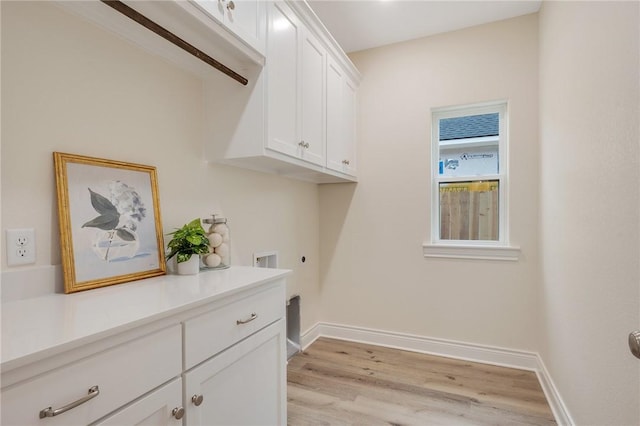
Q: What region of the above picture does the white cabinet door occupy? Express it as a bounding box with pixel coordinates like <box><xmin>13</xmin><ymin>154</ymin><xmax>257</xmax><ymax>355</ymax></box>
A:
<box><xmin>184</xmin><ymin>320</ymin><xmax>286</xmax><ymax>426</ymax></box>
<box><xmin>192</xmin><ymin>0</ymin><xmax>225</xmax><ymax>24</ymax></box>
<box><xmin>266</xmin><ymin>1</ymin><xmax>301</xmax><ymax>159</ymax></box>
<box><xmin>192</xmin><ymin>0</ymin><xmax>265</xmax><ymax>55</ymax></box>
<box><xmin>300</xmin><ymin>28</ymin><xmax>326</xmax><ymax>166</ymax></box>
<box><xmin>92</xmin><ymin>379</ymin><xmax>183</xmax><ymax>426</ymax></box>
<box><xmin>326</xmin><ymin>56</ymin><xmax>357</xmax><ymax>176</ymax></box>
<box><xmin>224</xmin><ymin>0</ymin><xmax>265</xmax><ymax>54</ymax></box>
<box><xmin>342</xmin><ymin>76</ymin><xmax>357</xmax><ymax>175</ymax></box>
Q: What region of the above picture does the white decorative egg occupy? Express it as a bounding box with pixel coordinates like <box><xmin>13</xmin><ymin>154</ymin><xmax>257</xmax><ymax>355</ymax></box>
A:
<box><xmin>213</xmin><ymin>224</ymin><xmax>228</xmax><ymax>236</ymax></box>
<box><xmin>204</xmin><ymin>253</ymin><xmax>222</xmax><ymax>267</ymax></box>
<box><xmin>215</xmin><ymin>242</ymin><xmax>229</xmax><ymax>258</ymax></box>
<box><xmin>207</xmin><ymin>232</ymin><xmax>223</xmax><ymax>248</ymax></box>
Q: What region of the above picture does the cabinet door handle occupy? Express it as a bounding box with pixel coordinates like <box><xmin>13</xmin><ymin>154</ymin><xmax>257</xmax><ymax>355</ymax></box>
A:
<box><xmin>191</xmin><ymin>394</ymin><xmax>204</xmax><ymax>406</ymax></box>
<box><xmin>39</xmin><ymin>385</ymin><xmax>100</xmax><ymax>418</ymax></box>
<box><xmin>298</xmin><ymin>141</ymin><xmax>310</xmax><ymax>149</ymax></box>
<box><xmin>342</xmin><ymin>159</ymin><xmax>350</xmax><ymax>165</ymax></box>
<box><xmin>227</xmin><ymin>0</ymin><xmax>235</xmax><ymax>11</ymax></box>
<box><xmin>172</xmin><ymin>407</ymin><xmax>185</xmax><ymax>420</ymax></box>
<box><xmin>236</xmin><ymin>313</ymin><xmax>258</xmax><ymax>325</ymax></box>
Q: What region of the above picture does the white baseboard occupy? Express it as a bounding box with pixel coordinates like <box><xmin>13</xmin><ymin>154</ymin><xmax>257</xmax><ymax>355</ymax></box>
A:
<box><xmin>300</xmin><ymin>322</ymin><xmax>573</xmax><ymax>426</ymax></box>
<box><xmin>535</xmin><ymin>356</ymin><xmax>574</xmax><ymax>426</ymax></box>
<box><xmin>301</xmin><ymin>322</ymin><xmax>539</xmax><ymax>370</ymax></box>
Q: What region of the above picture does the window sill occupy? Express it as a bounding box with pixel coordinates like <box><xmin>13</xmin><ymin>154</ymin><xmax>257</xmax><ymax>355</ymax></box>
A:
<box><xmin>422</xmin><ymin>243</ymin><xmax>520</xmax><ymax>261</ymax></box>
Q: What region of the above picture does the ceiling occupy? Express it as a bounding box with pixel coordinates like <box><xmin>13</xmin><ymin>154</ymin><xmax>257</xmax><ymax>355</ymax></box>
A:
<box><xmin>307</xmin><ymin>0</ymin><xmax>542</xmax><ymax>53</ymax></box>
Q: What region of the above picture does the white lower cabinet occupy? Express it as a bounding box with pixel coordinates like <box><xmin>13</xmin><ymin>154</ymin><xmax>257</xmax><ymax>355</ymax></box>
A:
<box><xmin>1</xmin><ymin>272</ymin><xmax>288</xmax><ymax>426</ymax></box>
<box><xmin>1</xmin><ymin>325</ymin><xmax>182</xmax><ymax>426</ymax></box>
<box><xmin>93</xmin><ymin>379</ymin><xmax>183</xmax><ymax>426</ymax></box>
<box><xmin>184</xmin><ymin>320</ymin><xmax>286</xmax><ymax>425</ymax></box>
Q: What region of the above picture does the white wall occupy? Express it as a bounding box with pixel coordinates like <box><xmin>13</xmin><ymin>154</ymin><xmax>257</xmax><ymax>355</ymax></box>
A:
<box><xmin>5</xmin><ymin>2</ymin><xmax>639</xmax><ymax>422</ymax></box>
<box><xmin>319</xmin><ymin>14</ymin><xmax>540</xmax><ymax>351</ymax></box>
<box><xmin>0</xmin><ymin>2</ymin><xmax>322</xmax><ymax>331</ymax></box>
<box><xmin>539</xmin><ymin>2</ymin><xmax>640</xmax><ymax>424</ymax></box>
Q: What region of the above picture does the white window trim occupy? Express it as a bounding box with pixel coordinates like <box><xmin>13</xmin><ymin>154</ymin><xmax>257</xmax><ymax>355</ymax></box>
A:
<box><xmin>422</xmin><ymin>242</ymin><xmax>520</xmax><ymax>261</ymax></box>
<box><xmin>425</xmin><ymin>101</ymin><xmax>520</xmax><ymax>261</ymax></box>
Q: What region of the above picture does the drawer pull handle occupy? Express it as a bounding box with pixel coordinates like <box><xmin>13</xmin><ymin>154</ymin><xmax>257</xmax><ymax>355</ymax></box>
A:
<box><xmin>172</xmin><ymin>407</ymin><xmax>185</xmax><ymax>420</ymax></box>
<box><xmin>236</xmin><ymin>313</ymin><xmax>258</xmax><ymax>325</ymax></box>
<box><xmin>39</xmin><ymin>385</ymin><xmax>100</xmax><ymax>418</ymax></box>
<box><xmin>191</xmin><ymin>394</ymin><xmax>204</xmax><ymax>406</ymax></box>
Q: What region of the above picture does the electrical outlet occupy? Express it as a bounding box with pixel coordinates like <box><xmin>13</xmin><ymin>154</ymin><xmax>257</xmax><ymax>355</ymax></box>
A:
<box><xmin>6</xmin><ymin>228</ymin><xmax>36</xmax><ymax>265</ymax></box>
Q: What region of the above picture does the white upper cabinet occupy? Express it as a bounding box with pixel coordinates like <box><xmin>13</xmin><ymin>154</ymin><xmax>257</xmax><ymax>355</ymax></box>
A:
<box><xmin>326</xmin><ymin>55</ymin><xmax>357</xmax><ymax>176</ymax></box>
<box><xmin>204</xmin><ymin>0</ymin><xmax>361</xmax><ymax>183</ymax></box>
<box><xmin>300</xmin><ymin>28</ymin><xmax>326</xmax><ymax>167</ymax></box>
<box><xmin>266</xmin><ymin>1</ymin><xmax>302</xmax><ymax>160</ymax></box>
<box><xmin>191</xmin><ymin>0</ymin><xmax>266</xmax><ymax>55</ymax></box>
<box><xmin>266</xmin><ymin>2</ymin><xmax>325</xmax><ymax>168</ymax></box>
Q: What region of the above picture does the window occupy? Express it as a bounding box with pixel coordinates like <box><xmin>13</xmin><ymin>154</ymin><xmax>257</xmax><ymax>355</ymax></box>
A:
<box><xmin>425</xmin><ymin>101</ymin><xmax>519</xmax><ymax>260</ymax></box>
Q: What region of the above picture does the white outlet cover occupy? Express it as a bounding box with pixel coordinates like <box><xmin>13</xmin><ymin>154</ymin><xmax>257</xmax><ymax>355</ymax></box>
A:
<box><xmin>6</xmin><ymin>228</ymin><xmax>36</xmax><ymax>265</ymax></box>
<box><xmin>253</xmin><ymin>251</ymin><xmax>278</xmax><ymax>268</ymax></box>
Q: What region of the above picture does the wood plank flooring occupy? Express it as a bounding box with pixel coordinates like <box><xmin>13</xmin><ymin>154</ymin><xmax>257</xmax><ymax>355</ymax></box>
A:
<box><xmin>287</xmin><ymin>338</ymin><xmax>556</xmax><ymax>426</ymax></box>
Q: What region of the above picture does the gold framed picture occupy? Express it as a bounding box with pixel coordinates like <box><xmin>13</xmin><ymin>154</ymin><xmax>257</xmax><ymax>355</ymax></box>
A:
<box><xmin>54</xmin><ymin>152</ymin><xmax>166</xmax><ymax>293</ymax></box>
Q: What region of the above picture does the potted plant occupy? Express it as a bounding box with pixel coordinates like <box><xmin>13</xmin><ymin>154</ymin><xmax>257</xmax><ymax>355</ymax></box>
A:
<box><xmin>166</xmin><ymin>218</ymin><xmax>210</xmax><ymax>275</ymax></box>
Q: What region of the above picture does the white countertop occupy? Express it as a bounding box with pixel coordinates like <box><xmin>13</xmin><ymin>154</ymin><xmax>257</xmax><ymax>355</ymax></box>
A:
<box><xmin>1</xmin><ymin>266</ymin><xmax>291</xmax><ymax>372</ymax></box>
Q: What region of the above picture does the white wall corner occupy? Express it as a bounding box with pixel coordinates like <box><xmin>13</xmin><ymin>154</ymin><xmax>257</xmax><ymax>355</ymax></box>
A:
<box><xmin>535</xmin><ymin>356</ymin><xmax>575</xmax><ymax>426</ymax></box>
<box><xmin>300</xmin><ymin>322</ymin><xmax>572</xmax><ymax>425</ymax></box>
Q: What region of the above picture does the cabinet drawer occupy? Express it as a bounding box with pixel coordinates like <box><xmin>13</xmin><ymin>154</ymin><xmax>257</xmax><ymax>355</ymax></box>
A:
<box><xmin>184</xmin><ymin>285</ymin><xmax>285</xmax><ymax>369</ymax></box>
<box><xmin>1</xmin><ymin>325</ymin><xmax>181</xmax><ymax>426</ymax></box>
<box><xmin>92</xmin><ymin>378</ymin><xmax>182</xmax><ymax>426</ymax></box>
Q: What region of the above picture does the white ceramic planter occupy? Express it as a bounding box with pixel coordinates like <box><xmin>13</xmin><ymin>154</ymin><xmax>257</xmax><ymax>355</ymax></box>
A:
<box><xmin>176</xmin><ymin>255</ymin><xmax>200</xmax><ymax>275</ymax></box>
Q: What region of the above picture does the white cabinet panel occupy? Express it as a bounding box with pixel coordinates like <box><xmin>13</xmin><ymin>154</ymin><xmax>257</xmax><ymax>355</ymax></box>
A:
<box><xmin>300</xmin><ymin>29</ymin><xmax>326</xmax><ymax>166</ymax></box>
<box><xmin>192</xmin><ymin>0</ymin><xmax>224</xmax><ymax>23</ymax></box>
<box><xmin>92</xmin><ymin>379</ymin><xmax>183</xmax><ymax>426</ymax></box>
<box><xmin>184</xmin><ymin>320</ymin><xmax>287</xmax><ymax>426</ymax></box>
<box><xmin>326</xmin><ymin>56</ymin><xmax>357</xmax><ymax>176</ymax></box>
<box><xmin>266</xmin><ymin>1</ymin><xmax>300</xmax><ymax>158</ymax></box>
<box><xmin>326</xmin><ymin>57</ymin><xmax>345</xmax><ymax>171</ymax></box>
<box><xmin>192</xmin><ymin>0</ymin><xmax>266</xmax><ymax>55</ymax></box>
<box><xmin>266</xmin><ymin>2</ymin><xmax>325</xmax><ymax>168</ymax></box>
<box><xmin>225</xmin><ymin>0</ymin><xmax>265</xmax><ymax>53</ymax></box>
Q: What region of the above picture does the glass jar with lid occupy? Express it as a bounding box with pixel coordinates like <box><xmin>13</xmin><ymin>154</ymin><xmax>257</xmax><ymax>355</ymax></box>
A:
<box><xmin>202</xmin><ymin>214</ymin><xmax>230</xmax><ymax>269</ymax></box>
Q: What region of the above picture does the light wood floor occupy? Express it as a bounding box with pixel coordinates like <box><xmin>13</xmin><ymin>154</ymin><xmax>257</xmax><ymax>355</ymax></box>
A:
<box><xmin>287</xmin><ymin>338</ymin><xmax>556</xmax><ymax>425</ymax></box>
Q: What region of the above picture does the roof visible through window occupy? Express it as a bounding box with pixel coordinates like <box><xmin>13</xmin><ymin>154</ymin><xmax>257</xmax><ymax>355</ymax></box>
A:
<box><xmin>439</xmin><ymin>113</ymin><xmax>499</xmax><ymax>141</ymax></box>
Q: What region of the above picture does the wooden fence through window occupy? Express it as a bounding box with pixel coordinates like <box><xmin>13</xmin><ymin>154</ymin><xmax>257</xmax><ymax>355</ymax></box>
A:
<box><xmin>439</xmin><ymin>181</ymin><xmax>499</xmax><ymax>241</ymax></box>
